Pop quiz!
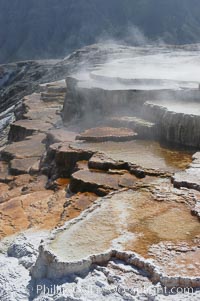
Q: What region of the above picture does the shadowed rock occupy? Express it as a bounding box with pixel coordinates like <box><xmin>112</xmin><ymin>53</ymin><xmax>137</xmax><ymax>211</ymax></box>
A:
<box><xmin>88</xmin><ymin>152</ymin><xmax>128</xmax><ymax>171</ymax></box>
<box><xmin>0</xmin><ymin>161</ymin><xmax>13</xmax><ymax>183</ymax></box>
<box><xmin>8</xmin><ymin>120</ymin><xmax>51</xmax><ymax>142</ymax></box>
<box><xmin>42</xmin><ymin>142</ymin><xmax>95</xmax><ymax>178</ymax></box>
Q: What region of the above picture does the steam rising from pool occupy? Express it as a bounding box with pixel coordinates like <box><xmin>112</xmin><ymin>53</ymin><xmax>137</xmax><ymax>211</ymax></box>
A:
<box><xmin>73</xmin><ymin>45</ymin><xmax>200</xmax><ymax>91</ymax></box>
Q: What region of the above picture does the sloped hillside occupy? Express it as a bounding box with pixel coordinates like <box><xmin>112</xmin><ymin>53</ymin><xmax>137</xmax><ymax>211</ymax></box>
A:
<box><xmin>0</xmin><ymin>0</ymin><xmax>200</xmax><ymax>63</ymax></box>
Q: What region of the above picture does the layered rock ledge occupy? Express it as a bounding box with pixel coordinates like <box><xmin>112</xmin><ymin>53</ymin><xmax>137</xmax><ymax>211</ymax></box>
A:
<box><xmin>76</xmin><ymin>127</ymin><xmax>137</xmax><ymax>142</ymax></box>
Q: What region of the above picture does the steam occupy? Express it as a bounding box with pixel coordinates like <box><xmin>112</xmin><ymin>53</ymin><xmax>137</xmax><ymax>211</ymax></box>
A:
<box><xmin>64</xmin><ymin>24</ymin><xmax>200</xmax><ymax>131</ymax></box>
<box><xmin>97</xmin><ymin>24</ymin><xmax>150</xmax><ymax>47</ymax></box>
<box><xmin>123</xmin><ymin>25</ymin><xmax>150</xmax><ymax>46</ymax></box>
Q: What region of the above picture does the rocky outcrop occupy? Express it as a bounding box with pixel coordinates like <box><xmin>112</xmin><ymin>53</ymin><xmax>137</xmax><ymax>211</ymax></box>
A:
<box><xmin>0</xmin><ymin>82</ymin><xmax>67</xmax><ymax>179</ymax></box>
<box><xmin>0</xmin><ymin>172</ymin><xmax>98</xmax><ymax>239</ymax></box>
<box><xmin>0</xmin><ymin>106</ymin><xmax>16</xmax><ymax>147</ymax></box>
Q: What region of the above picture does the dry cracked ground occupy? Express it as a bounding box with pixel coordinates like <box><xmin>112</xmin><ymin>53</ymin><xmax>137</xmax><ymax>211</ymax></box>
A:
<box><xmin>0</xmin><ymin>79</ymin><xmax>199</xmax><ymax>300</ymax></box>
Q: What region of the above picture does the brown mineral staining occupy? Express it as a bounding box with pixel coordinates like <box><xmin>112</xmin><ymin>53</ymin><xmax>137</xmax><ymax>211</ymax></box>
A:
<box><xmin>0</xmin><ymin>185</ymin><xmax>56</xmax><ymax>238</ymax></box>
<box><xmin>60</xmin><ymin>192</ymin><xmax>98</xmax><ymax>224</ymax></box>
<box><xmin>0</xmin><ymin>85</ymin><xmax>96</xmax><ymax>239</ymax></box>
<box><xmin>0</xmin><ymin>181</ymin><xmax>97</xmax><ymax>239</ymax></box>
<box><xmin>55</xmin><ymin>178</ymin><xmax>70</xmax><ymax>187</ymax></box>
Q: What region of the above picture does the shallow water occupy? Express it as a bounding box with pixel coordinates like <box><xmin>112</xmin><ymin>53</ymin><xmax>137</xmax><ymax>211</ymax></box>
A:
<box><xmin>73</xmin><ymin>140</ymin><xmax>192</xmax><ymax>172</ymax></box>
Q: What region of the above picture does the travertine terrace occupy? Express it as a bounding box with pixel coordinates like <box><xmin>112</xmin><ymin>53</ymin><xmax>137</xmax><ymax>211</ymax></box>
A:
<box><xmin>0</xmin><ymin>44</ymin><xmax>200</xmax><ymax>300</ymax></box>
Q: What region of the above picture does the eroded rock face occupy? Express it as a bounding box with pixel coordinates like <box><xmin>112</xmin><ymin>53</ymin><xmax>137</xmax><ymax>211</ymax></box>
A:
<box><xmin>0</xmin><ymin>173</ymin><xmax>98</xmax><ymax>239</ymax></box>
<box><xmin>22</xmin><ymin>92</ymin><xmax>62</xmax><ymax>122</ymax></box>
